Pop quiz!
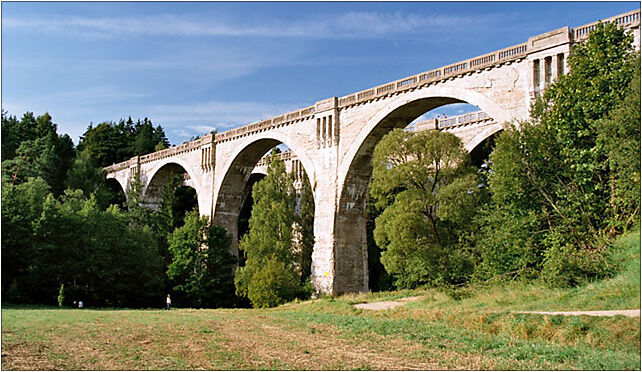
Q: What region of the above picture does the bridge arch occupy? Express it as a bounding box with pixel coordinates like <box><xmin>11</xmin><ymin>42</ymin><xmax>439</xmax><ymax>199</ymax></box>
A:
<box><xmin>104</xmin><ymin>177</ymin><xmax>127</xmax><ymax>207</ymax></box>
<box><xmin>333</xmin><ymin>87</ymin><xmax>508</xmax><ymax>294</ymax></box>
<box><xmin>338</xmin><ymin>86</ymin><xmax>507</xmax><ymax>190</ymax></box>
<box><xmin>142</xmin><ymin>160</ymin><xmax>201</xmax><ymax>214</ymax></box>
<box><xmin>464</xmin><ymin>122</ymin><xmax>504</xmax><ymax>153</ymax></box>
<box><xmin>212</xmin><ymin>133</ymin><xmax>318</xmax><ymax>256</ymax></box>
<box><xmin>105</xmin><ymin>173</ymin><xmax>128</xmax><ymax>198</ymax></box>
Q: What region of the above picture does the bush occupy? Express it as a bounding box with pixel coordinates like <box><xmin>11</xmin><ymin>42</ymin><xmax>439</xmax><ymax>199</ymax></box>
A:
<box><xmin>245</xmin><ymin>256</ymin><xmax>303</xmax><ymax>308</ymax></box>
<box><xmin>541</xmin><ymin>238</ymin><xmax>614</xmax><ymax>288</ymax></box>
<box><xmin>167</xmin><ymin>212</ymin><xmax>238</xmax><ymax>308</ymax></box>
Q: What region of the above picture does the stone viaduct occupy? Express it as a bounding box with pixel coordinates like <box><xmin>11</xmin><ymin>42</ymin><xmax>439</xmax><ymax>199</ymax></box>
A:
<box><xmin>105</xmin><ymin>10</ymin><xmax>640</xmax><ymax>295</ymax></box>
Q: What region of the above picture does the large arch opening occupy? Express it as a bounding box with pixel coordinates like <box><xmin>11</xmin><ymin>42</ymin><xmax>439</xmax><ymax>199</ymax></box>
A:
<box><xmin>144</xmin><ymin>162</ymin><xmax>199</xmax><ymax>229</ymax></box>
<box><xmin>104</xmin><ymin>177</ymin><xmax>127</xmax><ymax>209</ymax></box>
<box><xmin>213</xmin><ymin>138</ymin><xmax>316</xmax><ymax>281</ymax></box>
<box><xmin>237</xmin><ymin>172</ymin><xmax>266</xmax><ymax>260</ymax></box>
<box><xmin>469</xmin><ymin>131</ymin><xmax>500</xmax><ymax>168</ymax></box>
<box><xmin>336</xmin><ymin>95</ymin><xmax>503</xmax><ymax>294</ymax></box>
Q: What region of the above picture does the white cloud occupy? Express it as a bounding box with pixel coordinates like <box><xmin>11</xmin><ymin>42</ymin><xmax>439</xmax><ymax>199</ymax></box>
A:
<box><xmin>3</xmin><ymin>11</ymin><xmax>506</xmax><ymax>40</ymax></box>
<box><xmin>188</xmin><ymin>125</ymin><xmax>218</xmax><ymax>133</ymax></box>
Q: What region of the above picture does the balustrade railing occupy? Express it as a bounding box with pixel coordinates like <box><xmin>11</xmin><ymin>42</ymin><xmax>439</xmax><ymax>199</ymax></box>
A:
<box><xmin>572</xmin><ymin>9</ymin><xmax>640</xmax><ymax>41</ymax></box>
<box><xmin>436</xmin><ymin>111</ymin><xmax>491</xmax><ymax>129</ymax></box>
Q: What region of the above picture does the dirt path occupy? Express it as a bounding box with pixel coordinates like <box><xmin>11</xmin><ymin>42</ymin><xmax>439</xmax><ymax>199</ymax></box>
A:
<box><xmin>353</xmin><ymin>296</ymin><xmax>424</xmax><ymax>310</ymax></box>
<box><xmin>353</xmin><ymin>297</ymin><xmax>640</xmax><ymax>319</ymax></box>
<box><xmin>515</xmin><ymin>309</ymin><xmax>640</xmax><ymax>317</ymax></box>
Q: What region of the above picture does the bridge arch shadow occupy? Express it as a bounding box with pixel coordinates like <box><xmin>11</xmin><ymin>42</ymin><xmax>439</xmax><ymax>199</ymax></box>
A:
<box><xmin>334</xmin><ymin>92</ymin><xmax>505</xmax><ymax>294</ymax></box>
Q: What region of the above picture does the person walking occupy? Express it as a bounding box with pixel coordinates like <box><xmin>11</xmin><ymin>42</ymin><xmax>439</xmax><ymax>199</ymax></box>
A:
<box><xmin>166</xmin><ymin>294</ymin><xmax>171</xmax><ymax>310</ymax></box>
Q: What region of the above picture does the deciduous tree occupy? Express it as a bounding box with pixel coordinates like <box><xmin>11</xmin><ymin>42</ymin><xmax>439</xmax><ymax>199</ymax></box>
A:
<box><xmin>371</xmin><ymin>129</ymin><xmax>483</xmax><ymax>288</ymax></box>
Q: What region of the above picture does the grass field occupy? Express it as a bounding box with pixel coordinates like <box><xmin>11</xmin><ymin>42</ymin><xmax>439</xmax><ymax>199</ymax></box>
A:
<box><xmin>2</xmin><ymin>230</ymin><xmax>640</xmax><ymax>370</ymax></box>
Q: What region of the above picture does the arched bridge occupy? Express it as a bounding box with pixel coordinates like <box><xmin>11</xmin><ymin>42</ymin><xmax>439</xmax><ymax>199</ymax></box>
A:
<box><xmin>105</xmin><ymin>10</ymin><xmax>640</xmax><ymax>295</ymax></box>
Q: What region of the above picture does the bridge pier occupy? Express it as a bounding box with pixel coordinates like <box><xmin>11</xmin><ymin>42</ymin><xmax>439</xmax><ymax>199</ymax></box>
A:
<box><xmin>309</xmin><ymin>167</ymin><xmax>370</xmax><ymax>295</ymax></box>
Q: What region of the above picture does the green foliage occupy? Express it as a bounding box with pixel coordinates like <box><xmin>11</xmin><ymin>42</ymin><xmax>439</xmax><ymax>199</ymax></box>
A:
<box><xmin>540</xmin><ymin>241</ymin><xmax>614</xmax><ymax>287</ymax></box>
<box><xmin>154</xmin><ymin>141</ymin><xmax>168</xmax><ymax>152</ymax></box>
<box><xmin>76</xmin><ymin>117</ymin><xmax>170</xmax><ymax>168</ymax></box>
<box><xmin>159</xmin><ymin>173</ymin><xmax>198</xmax><ymax>231</ymax></box>
<box><xmin>596</xmin><ymin>55</ymin><xmax>641</xmax><ymax>230</ymax></box>
<box><xmin>366</xmin><ymin>198</ymin><xmax>393</xmax><ymax>292</ymax></box>
<box><xmin>2</xmin><ymin>111</ymin><xmax>41</xmax><ymax>161</ymax></box>
<box><xmin>1</xmin><ymin>110</ymin><xmax>188</xmax><ymax>307</ymax></box>
<box><xmin>30</xmin><ymin>190</ymin><xmax>165</xmax><ymax>307</ymax></box>
<box><xmin>371</xmin><ymin>129</ymin><xmax>483</xmax><ymax>288</ymax></box>
<box><xmin>167</xmin><ymin>211</ymin><xmax>237</xmax><ymax>308</ymax></box>
<box><xmin>1</xmin><ymin>112</ymin><xmax>75</xmax><ymax>196</ymax></box>
<box><xmin>246</xmin><ymin>256</ymin><xmax>302</xmax><ymax>308</ymax></box>
<box><xmin>479</xmin><ymin>22</ymin><xmax>639</xmax><ymax>285</ymax></box>
<box><xmin>1</xmin><ymin>177</ymin><xmax>51</xmax><ymax>302</ymax></box>
<box><xmin>65</xmin><ymin>149</ymin><xmax>126</xmax><ymax>209</ymax></box>
<box><xmin>1</xmin><ymin>171</ymin><xmax>164</xmax><ymax>306</ymax></box>
<box><xmin>235</xmin><ymin>153</ymin><xmax>307</xmax><ymax>308</ymax></box>
<box><xmin>473</xmin><ymin>206</ymin><xmax>543</xmax><ymax>280</ymax></box>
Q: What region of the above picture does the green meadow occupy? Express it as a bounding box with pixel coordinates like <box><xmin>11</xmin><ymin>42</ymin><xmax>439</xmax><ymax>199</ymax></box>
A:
<box><xmin>2</xmin><ymin>230</ymin><xmax>639</xmax><ymax>370</ymax></box>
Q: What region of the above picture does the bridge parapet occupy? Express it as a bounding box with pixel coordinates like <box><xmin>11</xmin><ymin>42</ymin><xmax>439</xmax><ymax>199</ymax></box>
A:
<box><xmin>138</xmin><ymin>133</ymin><xmax>214</xmax><ymax>165</ymax></box>
<box><xmin>338</xmin><ymin>42</ymin><xmax>529</xmax><ymax>108</ymax></box>
<box><xmin>251</xmin><ymin>111</ymin><xmax>494</xmax><ymax>170</ymax></box>
<box><xmin>104</xmin><ymin>133</ymin><xmax>216</xmax><ymax>175</ymax></box>
<box><xmin>572</xmin><ymin>9</ymin><xmax>640</xmax><ymax>42</ymax></box>
<box><xmin>407</xmin><ymin>111</ymin><xmax>493</xmax><ymax>132</ymax></box>
<box><xmin>104</xmin><ymin>158</ymin><xmax>135</xmax><ymax>174</ymax></box>
<box><xmin>255</xmin><ymin>150</ymin><xmax>294</xmax><ymax>168</ymax></box>
<box><xmin>214</xmin><ymin>105</ymin><xmax>316</xmax><ymax>143</ymax></box>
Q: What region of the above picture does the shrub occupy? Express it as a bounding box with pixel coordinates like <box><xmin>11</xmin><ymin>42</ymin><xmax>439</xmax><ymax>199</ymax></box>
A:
<box><xmin>246</xmin><ymin>256</ymin><xmax>302</xmax><ymax>308</ymax></box>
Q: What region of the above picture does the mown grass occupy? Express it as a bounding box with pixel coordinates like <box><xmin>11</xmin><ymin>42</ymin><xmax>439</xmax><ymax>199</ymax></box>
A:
<box><xmin>2</xmin><ymin>230</ymin><xmax>640</xmax><ymax>370</ymax></box>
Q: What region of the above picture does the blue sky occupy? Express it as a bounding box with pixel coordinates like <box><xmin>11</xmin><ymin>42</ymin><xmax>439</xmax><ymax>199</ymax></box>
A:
<box><xmin>2</xmin><ymin>1</ymin><xmax>639</xmax><ymax>145</ymax></box>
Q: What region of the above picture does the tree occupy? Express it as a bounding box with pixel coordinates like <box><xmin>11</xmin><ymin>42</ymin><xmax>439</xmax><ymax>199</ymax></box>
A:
<box><xmin>370</xmin><ymin>129</ymin><xmax>483</xmax><ymax>288</ymax></box>
<box><xmin>1</xmin><ymin>177</ymin><xmax>51</xmax><ymax>302</ymax></box>
<box><xmin>1</xmin><ymin>111</ymin><xmax>39</xmax><ymax>161</ymax></box>
<box><xmin>28</xmin><ymin>189</ymin><xmax>164</xmax><ymax>307</ymax></box>
<box><xmin>479</xmin><ymin>22</ymin><xmax>639</xmax><ymax>286</ymax></box>
<box><xmin>234</xmin><ymin>153</ymin><xmax>307</xmax><ymax>307</ymax></box>
<box><xmin>166</xmin><ymin>211</ymin><xmax>237</xmax><ymax>308</ymax></box>
<box><xmin>76</xmin><ymin>122</ymin><xmax>125</xmax><ymax>167</ymax></box>
<box><xmin>1</xmin><ymin>113</ymin><xmax>75</xmax><ymax>196</ymax></box>
<box><xmin>65</xmin><ymin>149</ymin><xmax>125</xmax><ymax>209</ymax></box>
<box><xmin>76</xmin><ymin>117</ymin><xmax>171</xmax><ymax>168</ymax></box>
<box><xmin>1</xmin><ymin>111</ymin><xmax>22</xmax><ymax>161</ymax></box>
<box><xmin>596</xmin><ymin>55</ymin><xmax>641</xmax><ymax>230</ymax></box>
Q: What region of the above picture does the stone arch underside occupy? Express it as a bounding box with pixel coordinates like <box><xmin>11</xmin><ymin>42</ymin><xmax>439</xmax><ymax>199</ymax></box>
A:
<box><xmin>212</xmin><ymin>138</ymin><xmax>316</xmax><ymax>257</ymax></box>
<box><xmin>105</xmin><ymin>173</ymin><xmax>128</xmax><ymax>198</ymax></box>
<box><xmin>333</xmin><ymin>93</ymin><xmax>506</xmax><ymax>294</ymax></box>
<box><xmin>143</xmin><ymin>162</ymin><xmax>199</xmax><ymax>212</ymax></box>
<box><xmin>105</xmin><ymin>177</ymin><xmax>127</xmax><ymax>205</ymax></box>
